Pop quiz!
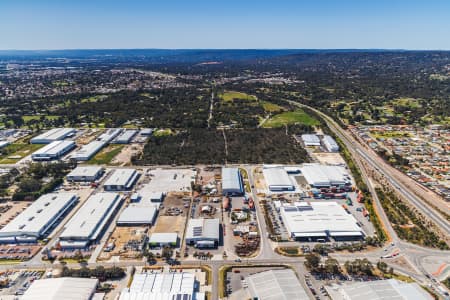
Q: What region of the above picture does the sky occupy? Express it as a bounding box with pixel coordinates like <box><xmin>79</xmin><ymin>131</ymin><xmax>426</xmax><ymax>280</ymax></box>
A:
<box><xmin>1</xmin><ymin>0</ymin><xmax>450</xmax><ymax>50</ymax></box>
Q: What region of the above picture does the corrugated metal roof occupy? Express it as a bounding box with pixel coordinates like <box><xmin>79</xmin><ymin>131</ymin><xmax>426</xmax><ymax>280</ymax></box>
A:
<box><xmin>117</xmin><ymin>204</ymin><xmax>158</xmax><ymax>225</ymax></box>
<box><xmin>263</xmin><ymin>167</ymin><xmax>295</xmax><ymax>188</ymax></box>
<box><xmin>221</xmin><ymin>168</ymin><xmax>243</xmax><ymax>192</ymax></box>
<box><xmin>185</xmin><ymin>218</ymin><xmax>219</xmax><ymax>241</ymax></box>
<box><xmin>67</xmin><ymin>166</ymin><xmax>104</xmax><ymax>179</ymax></box>
<box><xmin>30</xmin><ymin>128</ymin><xmax>75</xmax><ymax>143</ymax></box>
<box><xmin>104</xmin><ymin>169</ymin><xmax>138</xmax><ymax>188</ymax></box>
<box><xmin>21</xmin><ymin>277</ymin><xmax>98</xmax><ymax>300</ymax></box>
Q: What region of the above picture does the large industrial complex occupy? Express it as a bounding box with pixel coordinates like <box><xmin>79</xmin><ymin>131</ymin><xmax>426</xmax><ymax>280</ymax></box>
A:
<box><xmin>185</xmin><ymin>218</ymin><xmax>220</xmax><ymax>248</ymax></box>
<box><xmin>58</xmin><ymin>192</ymin><xmax>122</xmax><ymax>248</ymax></box>
<box><xmin>31</xmin><ymin>140</ymin><xmax>76</xmax><ymax>161</ymax></box>
<box><xmin>280</xmin><ymin>202</ymin><xmax>364</xmax><ymax>241</ymax></box>
<box><xmin>300</xmin><ymin>163</ymin><xmax>351</xmax><ymax>188</ymax></box>
<box><xmin>263</xmin><ymin>167</ymin><xmax>296</xmax><ymax>192</ymax></box>
<box><xmin>30</xmin><ymin>128</ymin><xmax>76</xmax><ymax>144</ymax></box>
<box><xmin>0</xmin><ymin>193</ymin><xmax>78</xmax><ymax>243</ymax></box>
<box><xmin>66</xmin><ymin>165</ymin><xmax>105</xmax><ymax>182</ymax></box>
<box><xmin>21</xmin><ymin>277</ymin><xmax>99</xmax><ymax>300</ymax></box>
<box><xmin>116</xmin><ymin>203</ymin><xmax>158</xmax><ymax>226</ymax></box>
<box><xmin>221</xmin><ymin>167</ymin><xmax>244</xmax><ymax>196</ymax></box>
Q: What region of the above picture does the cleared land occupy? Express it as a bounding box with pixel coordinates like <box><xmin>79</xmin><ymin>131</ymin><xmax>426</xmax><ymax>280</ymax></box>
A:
<box><xmin>219</xmin><ymin>91</ymin><xmax>257</xmax><ymax>102</ymax></box>
<box><xmin>261</xmin><ymin>101</ymin><xmax>285</xmax><ymax>113</ymax></box>
<box><xmin>263</xmin><ymin>109</ymin><xmax>319</xmax><ymax>127</ymax></box>
<box><xmin>0</xmin><ymin>144</ymin><xmax>44</xmax><ymax>164</ymax></box>
<box><xmin>87</xmin><ymin>144</ymin><xmax>124</xmax><ymax>165</ymax></box>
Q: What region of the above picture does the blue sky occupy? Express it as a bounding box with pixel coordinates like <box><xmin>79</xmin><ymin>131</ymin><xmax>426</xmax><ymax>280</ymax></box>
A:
<box><xmin>1</xmin><ymin>0</ymin><xmax>449</xmax><ymax>50</ymax></box>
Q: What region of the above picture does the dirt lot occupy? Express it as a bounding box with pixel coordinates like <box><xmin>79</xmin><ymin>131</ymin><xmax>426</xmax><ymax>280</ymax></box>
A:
<box><xmin>160</xmin><ymin>192</ymin><xmax>190</xmax><ymax>217</ymax></box>
<box><xmin>0</xmin><ymin>201</ymin><xmax>31</xmax><ymax>230</ymax></box>
<box><xmin>311</xmin><ymin>152</ymin><xmax>346</xmax><ymax>165</ymax></box>
<box><xmin>111</xmin><ymin>143</ymin><xmax>144</xmax><ymax>166</ymax></box>
<box><xmin>76</xmin><ymin>128</ymin><xmax>103</xmax><ymax>145</ymax></box>
<box><xmin>197</xmin><ymin>167</ymin><xmax>221</xmax><ymax>186</ymax></box>
<box><xmin>98</xmin><ymin>226</ymin><xmax>148</xmax><ymax>261</ymax></box>
<box><xmin>152</xmin><ymin>216</ymin><xmax>186</xmax><ymax>235</ymax></box>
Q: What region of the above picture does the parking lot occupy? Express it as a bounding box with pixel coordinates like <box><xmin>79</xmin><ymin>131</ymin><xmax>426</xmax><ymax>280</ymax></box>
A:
<box><xmin>0</xmin><ymin>270</ymin><xmax>44</xmax><ymax>296</ymax></box>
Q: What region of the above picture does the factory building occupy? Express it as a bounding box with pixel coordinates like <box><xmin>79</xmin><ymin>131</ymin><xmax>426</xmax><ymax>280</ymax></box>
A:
<box><xmin>116</xmin><ymin>204</ymin><xmax>158</xmax><ymax>226</ymax></box>
<box><xmin>119</xmin><ymin>272</ymin><xmax>204</xmax><ymax>300</ymax></box>
<box><xmin>139</xmin><ymin>128</ymin><xmax>153</xmax><ymax>136</ymax></box>
<box><xmin>322</xmin><ymin>135</ymin><xmax>340</xmax><ymax>152</ymax></box>
<box><xmin>280</xmin><ymin>202</ymin><xmax>364</xmax><ymax>241</ymax></box>
<box><xmin>263</xmin><ymin>167</ymin><xmax>295</xmax><ymax>192</ymax></box>
<box><xmin>0</xmin><ymin>141</ymin><xmax>10</xmax><ymax>149</ymax></box>
<box><xmin>31</xmin><ymin>140</ymin><xmax>76</xmax><ymax>161</ymax></box>
<box><xmin>334</xmin><ymin>279</ymin><xmax>433</xmax><ymax>300</ymax></box>
<box><xmin>30</xmin><ymin>128</ymin><xmax>76</xmax><ymax>144</ymax></box>
<box><xmin>148</xmin><ymin>233</ymin><xmax>178</xmax><ymax>248</ymax></box>
<box><xmin>103</xmin><ymin>168</ymin><xmax>139</xmax><ymax>191</ymax></box>
<box><xmin>0</xmin><ymin>193</ymin><xmax>78</xmax><ymax>243</ymax></box>
<box><xmin>300</xmin><ymin>163</ymin><xmax>351</xmax><ymax>188</ymax></box>
<box><xmin>97</xmin><ymin>128</ymin><xmax>123</xmax><ymax>143</ymax></box>
<box><xmin>58</xmin><ymin>192</ymin><xmax>122</xmax><ymax>249</ymax></box>
<box><xmin>221</xmin><ymin>167</ymin><xmax>244</xmax><ymax>196</ymax></box>
<box><xmin>247</xmin><ymin>269</ymin><xmax>309</xmax><ymax>300</ymax></box>
<box><xmin>21</xmin><ymin>277</ymin><xmax>99</xmax><ymax>300</ymax></box>
<box><xmin>301</xmin><ymin>134</ymin><xmax>321</xmax><ymax>146</ymax></box>
<box><xmin>66</xmin><ymin>166</ymin><xmax>104</xmax><ymax>182</ymax></box>
<box><xmin>71</xmin><ymin>141</ymin><xmax>105</xmax><ymax>161</ymax></box>
<box><xmin>185</xmin><ymin>218</ymin><xmax>220</xmax><ymax>248</ymax></box>
<box><xmin>113</xmin><ymin>129</ymin><xmax>138</xmax><ymax>144</ymax></box>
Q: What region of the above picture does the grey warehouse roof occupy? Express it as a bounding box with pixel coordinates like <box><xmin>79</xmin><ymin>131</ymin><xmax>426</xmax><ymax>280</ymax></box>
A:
<box><xmin>104</xmin><ymin>168</ymin><xmax>138</xmax><ymax>188</ymax></box>
<box><xmin>185</xmin><ymin>218</ymin><xmax>220</xmax><ymax>241</ymax></box>
<box><xmin>263</xmin><ymin>167</ymin><xmax>295</xmax><ymax>189</ymax></box>
<box><xmin>117</xmin><ymin>204</ymin><xmax>158</xmax><ymax>225</ymax></box>
<box><xmin>30</xmin><ymin>128</ymin><xmax>75</xmax><ymax>144</ymax></box>
<box><xmin>21</xmin><ymin>277</ymin><xmax>98</xmax><ymax>300</ymax></box>
<box><xmin>221</xmin><ymin>167</ymin><xmax>243</xmax><ymax>192</ymax></box>
<box><xmin>247</xmin><ymin>269</ymin><xmax>309</xmax><ymax>300</ymax></box>
<box><xmin>301</xmin><ymin>134</ymin><xmax>321</xmax><ymax>146</ymax></box>
<box><xmin>67</xmin><ymin>166</ymin><xmax>104</xmax><ymax>179</ymax></box>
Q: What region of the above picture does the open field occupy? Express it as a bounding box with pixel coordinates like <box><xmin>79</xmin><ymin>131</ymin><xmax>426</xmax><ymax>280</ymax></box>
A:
<box><xmin>0</xmin><ymin>143</ymin><xmax>44</xmax><ymax>164</ymax></box>
<box><xmin>261</xmin><ymin>101</ymin><xmax>285</xmax><ymax>112</ymax></box>
<box><xmin>219</xmin><ymin>91</ymin><xmax>257</xmax><ymax>102</ymax></box>
<box><xmin>263</xmin><ymin>109</ymin><xmax>319</xmax><ymax>127</ymax></box>
<box><xmin>22</xmin><ymin>115</ymin><xmax>60</xmax><ymax>122</ymax></box>
<box><xmin>87</xmin><ymin>144</ymin><xmax>124</xmax><ymax>165</ymax></box>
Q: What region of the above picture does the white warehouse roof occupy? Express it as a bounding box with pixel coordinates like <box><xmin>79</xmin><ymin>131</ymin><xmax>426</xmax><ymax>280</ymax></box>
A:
<box><xmin>119</xmin><ymin>273</ymin><xmax>203</xmax><ymax>300</ymax></box>
<box><xmin>30</xmin><ymin>128</ymin><xmax>76</xmax><ymax>144</ymax></box>
<box><xmin>149</xmin><ymin>233</ymin><xmax>178</xmax><ymax>245</ymax></box>
<box><xmin>21</xmin><ymin>277</ymin><xmax>98</xmax><ymax>300</ymax></box>
<box><xmin>263</xmin><ymin>167</ymin><xmax>295</xmax><ymax>191</ymax></box>
<box><xmin>97</xmin><ymin>128</ymin><xmax>122</xmax><ymax>143</ymax></box>
<box><xmin>113</xmin><ymin>129</ymin><xmax>138</xmax><ymax>144</ymax></box>
<box><xmin>104</xmin><ymin>168</ymin><xmax>139</xmax><ymax>190</ymax></box>
<box><xmin>117</xmin><ymin>204</ymin><xmax>158</xmax><ymax>225</ymax></box>
<box><xmin>185</xmin><ymin>218</ymin><xmax>220</xmax><ymax>241</ymax></box>
<box><xmin>280</xmin><ymin>202</ymin><xmax>363</xmax><ymax>239</ymax></box>
<box><xmin>221</xmin><ymin>167</ymin><xmax>243</xmax><ymax>194</ymax></box>
<box><xmin>301</xmin><ymin>134</ymin><xmax>321</xmax><ymax>146</ymax></box>
<box><xmin>71</xmin><ymin>141</ymin><xmax>105</xmax><ymax>161</ymax></box>
<box><xmin>339</xmin><ymin>279</ymin><xmax>433</xmax><ymax>300</ymax></box>
<box><xmin>300</xmin><ymin>163</ymin><xmax>349</xmax><ymax>187</ymax></box>
<box><xmin>323</xmin><ymin>135</ymin><xmax>339</xmax><ymax>152</ymax></box>
<box><xmin>247</xmin><ymin>269</ymin><xmax>309</xmax><ymax>300</ymax></box>
<box><xmin>67</xmin><ymin>166</ymin><xmax>104</xmax><ymax>181</ymax></box>
<box><xmin>0</xmin><ymin>193</ymin><xmax>78</xmax><ymax>240</ymax></box>
<box><xmin>59</xmin><ymin>192</ymin><xmax>121</xmax><ymax>242</ymax></box>
<box><xmin>31</xmin><ymin>140</ymin><xmax>75</xmax><ymax>160</ymax></box>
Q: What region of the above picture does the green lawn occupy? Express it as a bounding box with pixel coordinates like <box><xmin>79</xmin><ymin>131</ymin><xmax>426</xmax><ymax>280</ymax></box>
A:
<box><xmin>0</xmin><ymin>143</ymin><xmax>45</xmax><ymax>164</ymax></box>
<box><xmin>261</xmin><ymin>101</ymin><xmax>285</xmax><ymax>112</ymax></box>
<box><xmin>392</xmin><ymin>98</ymin><xmax>422</xmax><ymax>109</ymax></box>
<box><xmin>153</xmin><ymin>128</ymin><xmax>173</xmax><ymax>137</ymax></box>
<box><xmin>22</xmin><ymin>115</ymin><xmax>60</xmax><ymax>122</ymax></box>
<box><xmin>80</xmin><ymin>95</ymin><xmax>107</xmax><ymax>103</ymax></box>
<box><xmin>87</xmin><ymin>144</ymin><xmax>124</xmax><ymax>165</ymax></box>
<box><xmin>219</xmin><ymin>91</ymin><xmax>257</xmax><ymax>102</ymax></box>
<box><xmin>263</xmin><ymin>109</ymin><xmax>319</xmax><ymax>128</ymax></box>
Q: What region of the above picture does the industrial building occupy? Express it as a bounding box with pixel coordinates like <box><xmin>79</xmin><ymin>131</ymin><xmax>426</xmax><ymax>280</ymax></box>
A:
<box><xmin>300</xmin><ymin>163</ymin><xmax>351</xmax><ymax>188</ymax></box>
<box><xmin>0</xmin><ymin>140</ymin><xmax>10</xmax><ymax>149</ymax></box>
<box><xmin>66</xmin><ymin>166</ymin><xmax>104</xmax><ymax>182</ymax></box>
<box><xmin>139</xmin><ymin>128</ymin><xmax>153</xmax><ymax>136</ymax></box>
<box><xmin>21</xmin><ymin>277</ymin><xmax>99</xmax><ymax>300</ymax></box>
<box><xmin>322</xmin><ymin>135</ymin><xmax>340</xmax><ymax>152</ymax></box>
<box><xmin>116</xmin><ymin>204</ymin><xmax>158</xmax><ymax>226</ymax></box>
<box><xmin>149</xmin><ymin>233</ymin><xmax>178</xmax><ymax>247</ymax></box>
<box><xmin>280</xmin><ymin>202</ymin><xmax>364</xmax><ymax>241</ymax></box>
<box><xmin>31</xmin><ymin>140</ymin><xmax>76</xmax><ymax>161</ymax></box>
<box><xmin>119</xmin><ymin>272</ymin><xmax>204</xmax><ymax>300</ymax></box>
<box><xmin>30</xmin><ymin>128</ymin><xmax>76</xmax><ymax>144</ymax></box>
<box><xmin>301</xmin><ymin>134</ymin><xmax>321</xmax><ymax>146</ymax></box>
<box><xmin>247</xmin><ymin>269</ymin><xmax>309</xmax><ymax>300</ymax></box>
<box><xmin>113</xmin><ymin>129</ymin><xmax>138</xmax><ymax>144</ymax></box>
<box><xmin>97</xmin><ymin>128</ymin><xmax>123</xmax><ymax>143</ymax></box>
<box><xmin>221</xmin><ymin>167</ymin><xmax>244</xmax><ymax>196</ymax></box>
<box><xmin>263</xmin><ymin>167</ymin><xmax>295</xmax><ymax>192</ymax></box>
<box><xmin>332</xmin><ymin>279</ymin><xmax>433</xmax><ymax>300</ymax></box>
<box><xmin>71</xmin><ymin>141</ymin><xmax>105</xmax><ymax>161</ymax></box>
<box><xmin>104</xmin><ymin>168</ymin><xmax>139</xmax><ymax>191</ymax></box>
<box><xmin>0</xmin><ymin>193</ymin><xmax>78</xmax><ymax>243</ymax></box>
<box><xmin>185</xmin><ymin>218</ymin><xmax>220</xmax><ymax>248</ymax></box>
<box><xmin>59</xmin><ymin>192</ymin><xmax>122</xmax><ymax>248</ymax></box>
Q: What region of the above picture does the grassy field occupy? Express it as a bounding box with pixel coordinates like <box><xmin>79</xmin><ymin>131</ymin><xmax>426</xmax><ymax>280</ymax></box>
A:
<box><xmin>87</xmin><ymin>144</ymin><xmax>124</xmax><ymax>165</ymax></box>
<box><xmin>263</xmin><ymin>109</ymin><xmax>319</xmax><ymax>127</ymax></box>
<box><xmin>219</xmin><ymin>91</ymin><xmax>257</xmax><ymax>102</ymax></box>
<box><xmin>22</xmin><ymin>115</ymin><xmax>60</xmax><ymax>122</ymax></box>
<box><xmin>392</xmin><ymin>97</ymin><xmax>422</xmax><ymax>108</ymax></box>
<box><xmin>80</xmin><ymin>95</ymin><xmax>107</xmax><ymax>103</ymax></box>
<box><xmin>371</xmin><ymin>131</ymin><xmax>412</xmax><ymax>139</ymax></box>
<box><xmin>0</xmin><ymin>143</ymin><xmax>44</xmax><ymax>164</ymax></box>
<box><xmin>261</xmin><ymin>101</ymin><xmax>285</xmax><ymax>112</ymax></box>
<box><xmin>153</xmin><ymin>128</ymin><xmax>173</xmax><ymax>137</ymax></box>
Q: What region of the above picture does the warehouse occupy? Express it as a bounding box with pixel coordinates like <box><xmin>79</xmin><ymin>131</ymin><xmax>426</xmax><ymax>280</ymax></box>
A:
<box><xmin>301</xmin><ymin>134</ymin><xmax>321</xmax><ymax>146</ymax></box>
<box><xmin>300</xmin><ymin>163</ymin><xmax>350</xmax><ymax>188</ymax></box>
<box><xmin>322</xmin><ymin>135</ymin><xmax>340</xmax><ymax>152</ymax></box>
<box><xmin>71</xmin><ymin>141</ymin><xmax>105</xmax><ymax>161</ymax></box>
<box><xmin>0</xmin><ymin>193</ymin><xmax>78</xmax><ymax>243</ymax></box>
<box><xmin>66</xmin><ymin>166</ymin><xmax>104</xmax><ymax>182</ymax></box>
<box><xmin>247</xmin><ymin>269</ymin><xmax>309</xmax><ymax>300</ymax></box>
<box><xmin>59</xmin><ymin>192</ymin><xmax>122</xmax><ymax>248</ymax></box>
<box><xmin>0</xmin><ymin>141</ymin><xmax>10</xmax><ymax>149</ymax></box>
<box><xmin>97</xmin><ymin>128</ymin><xmax>123</xmax><ymax>143</ymax></box>
<box><xmin>280</xmin><ymin>202</ymin><xmax>364</xmax><ymax>241</ymax></box>
<box><xmin>139</xmin><ymin>128</ymin><xmax>153</xmax><ymax>136</ymax></box>
<box><xmin>30</xmin><ymin>128</ymin><xmax>76</xmax><ymax>144</ymax></box>
<box><xmin>185</xmin><ymin>218</ymin><xmax>220</xmax><ymax>248</ymax></box>
<box><xmin>116</xmin><ymin>204</ymin><xmax>158</xmax><ymax>226</ymax></box>
<box><xmin>31</xmin><ymin>140</ymin><xmax>76</xmax><ymax>161</ymax></box>
<box><xmin>333</xmin><ymin>279</ymin><xmax>433</xmax><ymax>300</ymax></box>
<box><xmin>263</xmin><ymin>167</ymin><xmax>295</xmax><ymax>192</ymax></box>
<box><xmin>221</xmin><ymin>167</ymin><xmax>244</xmax><ymax>196</ymax></box>
<box><xmin>149</xmin><ymin>233</ymin><xmax>178</xmax><ymax>248</ymax></box>
<box><xmin>104</xmin><ymin>168</ymin><xmax>140</xmax><ymax>191</ymax></box>
<box><xmin>21</xmin><ymin>277</ymin><xmax>99</xmax><ymax>300</ymax></box>
<box><xmin>119</xmin><ymin>272</ymin><xmax>204</xmax><ymax>300</ymax></box>
<box><xmin>113</xmin><ymin>129</ymin><xmax>138</xmax><ymax>144</ymax></box>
